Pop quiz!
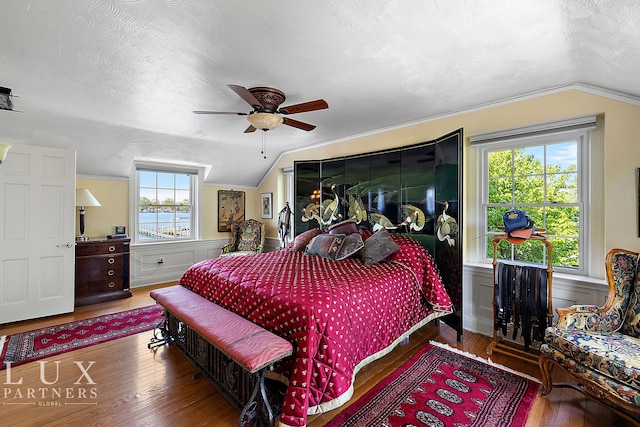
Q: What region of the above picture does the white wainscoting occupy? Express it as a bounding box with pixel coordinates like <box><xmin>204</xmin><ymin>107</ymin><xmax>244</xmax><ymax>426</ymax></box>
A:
<box><xmin>130</xmin><ymin>237</ymin><xmax>282</xmax><ymax>288</ymax></box>
<box><xmin>463</xmin><ymin>264</ymin><xmax>610</xmax><ymax>337</ymax></box>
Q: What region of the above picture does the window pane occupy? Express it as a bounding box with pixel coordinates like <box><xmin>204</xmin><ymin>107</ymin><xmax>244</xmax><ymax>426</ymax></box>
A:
<box><xmin>137</xmin><ymin>169</ymin><xmax>194</xmax><ymax>242</ymax></box>
<box><xmin>157</xmin><ymin>188</ymin><xmax>175</xmax><ymax>205</ymax></box>
<box><xmin>549</xmin><ymin>237</ymin><xmax>580</xmax><ymax>268</ymax></box>
<box><xmin>139</xmin><ymin>171</ymin><xmax>156</xmax><ymax>187</ymax></box>
<box><xmin>488</xmin><ymin>177</ymin><xmax>513</xmax><ymax>203</ymax></box>
<box><xmin>486</xmin><ymin>206</ymin><xmax>510</xmax><ymax>232</ymax></box>
<box><xmin>158</xmin><ymin>222</ymin><xmax>174</xmax><ymax>238</ymax></box>
<box><xmin>514</xmin><ymin>146</ymin><xmax>544</xmax><ymax>176</ymax></box>
<box><xmin>175</xmin><ymin>174</ymin><xmax>190</xmax><ymax>190</ymax></box>
<box><xmin>175</xmin><ymin>189</ymin><xmax>190</xmax><ymax>205</ymax></box>
<box><xmin>526</xmin><ymin>207</ymin><xmax>543</xmax><ymax>230</ymax></box>
<box><xmin>546</xmin><ymin>141</ymin><xmax>577</xmax><ymax>174</ymax></box>
<box><xmin>176</xmin><ymin>207</ymin><xmax>191</xmax><ymax>237</ymax></box>
<box><xmin>157</xmin><ymin>172</ymin><xmax>174</xmax><ymax>189</ymax></box>
<box><xmin>139</xmin><ymin>189</ymin><xmax>156</xmax><ymax>205</ymax></box>
<box><xmin>488</xmin><ymin>150</ymin><xmax>512</xmax><ymax>177</ymax></box>
<box><xmin>548</xmin><ymin>172</ymin><xmax>577</xmax><ymax>203</ymax></box>
<box><xmin>513</xmin><ymin>174</ymin><xmax>544</xmax><ymax>204</ymax></box>
<box><xmin>513</xmin><ymin>239</ymin><xmax>545</xmax><ymax>263</ymax></box>
<box><xmin>546</xmin><ymin>206</ymin><xmax>579</xmax><ymax>236</ymax></box>
<box><xmin>139</xmin><ymin>207</ymin><xmax>157</xmax><ymax>240</ymax></box>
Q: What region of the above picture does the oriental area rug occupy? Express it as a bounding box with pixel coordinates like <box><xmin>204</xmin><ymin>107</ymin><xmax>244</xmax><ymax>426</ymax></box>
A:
<box><xmin>0</xmin><ymin>305</ymin><xmax>163</xmax><ymax>370</ymax></box>
<box><xmin>327</xmin><ymin>341</ymin><xmax>539</xmax><ymax>427</ymax></box>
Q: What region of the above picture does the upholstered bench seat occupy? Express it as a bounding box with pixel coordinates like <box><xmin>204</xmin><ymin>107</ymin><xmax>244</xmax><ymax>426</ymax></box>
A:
<box><xmin>150</xmin><ymin>285</ymin><xmax>292</xmax><ymax>373</ymax></box>
<box><xmin>541</xmin><ymin>328</ymin><xmax>640</xmax><ymax>404</ymax></box>
<box><xmin>149</xmin><ymin>285</ymin><xmax>292</xmax><ymax>426</ymax></box>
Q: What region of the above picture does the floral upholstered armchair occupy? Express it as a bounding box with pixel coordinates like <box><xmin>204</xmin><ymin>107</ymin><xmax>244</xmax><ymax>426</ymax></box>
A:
<box><xmin>539</xmin><ymin>248</ymin><xmax>640</xmax><ymax>424</ymax></box>
<box><xmin>220</xmin><ymin>219</ymin><xmax>265</xmax><ymax>257</ymax></box>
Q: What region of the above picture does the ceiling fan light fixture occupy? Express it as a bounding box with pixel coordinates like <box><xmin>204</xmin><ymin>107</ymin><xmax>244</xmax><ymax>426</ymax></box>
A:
<box><xmin>247</xmin><ymin>112</ymin><xmax>283</xmax><ymax>131</ymax></box>
<box><xmin>0</xmin><ymin>87</ymin><xmax>14</xmax><ymax>111</ymax></box>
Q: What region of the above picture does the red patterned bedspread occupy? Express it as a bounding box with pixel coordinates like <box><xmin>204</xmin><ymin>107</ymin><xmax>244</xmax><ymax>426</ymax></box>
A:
<box><xmin>179</xmin><ymin>233</ymin><xmax>452</xmax><ymax>427</ymax></box>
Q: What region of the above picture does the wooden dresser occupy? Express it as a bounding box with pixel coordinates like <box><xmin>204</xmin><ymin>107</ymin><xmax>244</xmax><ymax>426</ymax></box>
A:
<box><xmin>75</xmin><ymin>238</ymin><xmax>131</xmax><ymax>306</ymax></box>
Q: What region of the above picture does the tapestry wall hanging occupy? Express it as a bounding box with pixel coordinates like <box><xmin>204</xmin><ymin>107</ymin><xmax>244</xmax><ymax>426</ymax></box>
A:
<box><xmin>218</xmin><ymin>190</ymin><xmax>245</xmax><ymax>232</ymax></box>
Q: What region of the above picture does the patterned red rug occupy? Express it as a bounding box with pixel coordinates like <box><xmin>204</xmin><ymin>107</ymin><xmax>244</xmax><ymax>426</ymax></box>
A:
<box><xmin>0</xmin><ymin>305</ymin><xmax>163</xmax><ymax>370</ymax></box>
<box><xmin>326</xmin><ymin>341</ymin><xmax>539</xmax><ymax>427</ymax></box>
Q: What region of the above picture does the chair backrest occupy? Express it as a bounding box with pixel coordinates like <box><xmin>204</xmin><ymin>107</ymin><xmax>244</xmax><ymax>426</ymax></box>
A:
<box><xmin>230</xmin><ymin>219</ymin><xmax>265</xmax><ymax>253</ymax></box>
<box><xmin>603</xmin><ymin>248</ymin><xmax>640</xmax><ymax>335</ymax></box>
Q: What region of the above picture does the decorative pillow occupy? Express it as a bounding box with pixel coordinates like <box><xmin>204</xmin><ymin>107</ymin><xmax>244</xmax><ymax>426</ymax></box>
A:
<box><xmin>334</xmin><ymin>233</ymin><xmax>364</xmax><ymax>260</ymax></box>
<box><xmin>290</xmin><ymin>228</ymin><xmax>321</xmax><ymax>252</ymax></box>
<box><xmin>328</xmin><ymin>219</ymin><xmax>358</xmax><ymax>235</ymax></box>
<box><xmin>305</xmin><ymin>234</ymin><xmax>345</xmax><ymax>259</ymax></box>
<box><xmin>360</xmin><ymin>228</ymin><xmax>400</xmax><ymax>266</ymax></box>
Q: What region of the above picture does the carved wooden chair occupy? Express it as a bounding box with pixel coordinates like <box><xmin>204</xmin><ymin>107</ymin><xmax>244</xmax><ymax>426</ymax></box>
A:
<box><xmin>220</xmin><ymin>219</ymin><xmax>266</xmax><ymax>257</ymax></box>
<box><xmin>539</xmin><ymin>248</ymin><xmax>640</xmax><ymax>424</ymax></box>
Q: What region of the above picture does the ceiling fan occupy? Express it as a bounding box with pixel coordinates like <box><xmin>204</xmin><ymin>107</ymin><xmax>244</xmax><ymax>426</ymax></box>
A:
<box><xmin>193</xmin><ymin>85</ymin><xmax>328</xmax><ymax>133</ymax></box>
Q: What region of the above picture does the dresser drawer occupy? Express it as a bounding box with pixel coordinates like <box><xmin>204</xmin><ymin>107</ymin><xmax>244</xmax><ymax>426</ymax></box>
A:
<box><xmin>76</xmin><ymin>255</ymin><xmax>124</xmax><ymax>280</ymax></box>
<box><xmin>76</xmin><ymin>240</ymin><xmax>129</xmax><ymax>257</ymax></box>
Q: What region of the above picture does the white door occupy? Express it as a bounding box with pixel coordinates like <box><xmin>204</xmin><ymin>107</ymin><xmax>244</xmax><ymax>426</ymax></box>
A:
<box><xmin>0</xmin><ymin>143</ymin><xmax>76</xmax><ymax>323</ymax></box>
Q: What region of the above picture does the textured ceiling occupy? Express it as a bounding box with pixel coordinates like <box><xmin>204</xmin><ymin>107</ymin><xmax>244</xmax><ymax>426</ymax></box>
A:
<box><xmin>1</xmin><ymin>0</ymin><xmax>639</xmax><ymax>186</ymax></box>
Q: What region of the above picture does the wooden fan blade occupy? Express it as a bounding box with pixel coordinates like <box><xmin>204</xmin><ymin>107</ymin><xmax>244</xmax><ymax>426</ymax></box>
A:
<box><xmin>228</xmin><ymin>84</ymin><xmax>263</xmax><ymax>109</ymax></box>
<box><xmin>193</xmin><ymin>110</ymin><xmax>248</xmax><ymax>115</ymax></box>
<box><xmin>282</xmin><ymin>117</ymin><xmax>316</xmax><ymax>131</ymax></box>
<box><xmin>278</xmin><ymin>99</ymin><xmax>328</xmax><ymax>115</ymax></box>
<box><xmin>244</xmin><ymin>125</ymin><xmax>257</xmax><ymax>133</ymax></box>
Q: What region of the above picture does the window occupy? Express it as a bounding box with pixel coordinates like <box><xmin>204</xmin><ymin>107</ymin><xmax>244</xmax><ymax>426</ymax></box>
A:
<box><xmin>131</xmin><ymin>163</ymin><xmax>202</xmax><ymax>243</ymax></box>
<box><xmin>475</xmin><ymin>117</ymin><xmax>595</xmax><ymax>272</ymax></box>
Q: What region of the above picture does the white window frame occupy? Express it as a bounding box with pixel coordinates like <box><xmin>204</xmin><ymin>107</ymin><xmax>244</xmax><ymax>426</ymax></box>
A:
<box><xmin>474</xmin><ymin>117</ymin><xmax>596</xmax><ymax>275</ymax></box>
<box><xmin>129</xmin><ymin>161</ymin><xmax>204</xmax><ymax>244</ymax></box>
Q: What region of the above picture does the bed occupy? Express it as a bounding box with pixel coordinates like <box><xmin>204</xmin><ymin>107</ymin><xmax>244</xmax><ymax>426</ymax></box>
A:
<box><xmin>178</xmin><ymin>229</ymin><xmax>453</xmax><ymax>427</ymax></box>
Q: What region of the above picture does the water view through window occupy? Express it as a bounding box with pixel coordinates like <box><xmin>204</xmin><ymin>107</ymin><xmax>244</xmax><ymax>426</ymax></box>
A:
<box><xmin>138</xmin><ymin>170</ymin><xmax>192</xmax><ymax>240</ymax></box>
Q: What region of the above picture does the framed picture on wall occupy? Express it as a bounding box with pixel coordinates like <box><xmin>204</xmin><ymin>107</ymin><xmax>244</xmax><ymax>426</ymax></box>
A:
<box><xmin>218</xmin><ymin>190</ymin><xmax>245</xmax><ymax>232</ymax></box>
<box><xmin>261</xmin><ymin>192</ymin><xmax>273</xmax><ymax>219</ymax></box>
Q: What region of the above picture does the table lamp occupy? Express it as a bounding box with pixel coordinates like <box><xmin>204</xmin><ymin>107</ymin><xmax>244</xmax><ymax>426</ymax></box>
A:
<box><xmin>76</xmin><ymin>188</ymin><xmax>101</xmax><ymax>241</ymax></box>
<box><xmin>0</xmin><ymin>142</ymin><xmax>11</xmax><ymax>165</ymax></box>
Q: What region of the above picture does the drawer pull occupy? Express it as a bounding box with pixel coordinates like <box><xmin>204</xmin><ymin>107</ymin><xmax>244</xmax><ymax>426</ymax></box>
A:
<box><xmin>107</xmin><ymin>269</ymin><xmax>115</xmax><ymax>276</ymax></box>
<box><xmin>107</xmin><ymin>257</ymin><xmax>115</xmax><ymax>264</ymax></box>
<box><xmin>108</xmin><ymin>246</ymin><xmax>116</xmax><ymax>252</ymax></box>
<box><xmin>108</xmin><ymin>282</ymin><xmax>116</xmax><ymax>288</ymax></box>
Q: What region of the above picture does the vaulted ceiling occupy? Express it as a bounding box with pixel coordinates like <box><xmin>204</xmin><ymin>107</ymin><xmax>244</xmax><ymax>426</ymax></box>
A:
<box><xmin>1</xmin><ymin>1</ymin><xmax>639</xmax><ymax>186</ymax></box>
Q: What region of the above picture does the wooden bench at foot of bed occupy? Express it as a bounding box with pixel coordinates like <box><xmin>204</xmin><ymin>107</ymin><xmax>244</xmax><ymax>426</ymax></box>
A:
<box><xmin>148</xmin><ymin>285</ymin><xmax>293</xmax><ymax>427</ymax></box>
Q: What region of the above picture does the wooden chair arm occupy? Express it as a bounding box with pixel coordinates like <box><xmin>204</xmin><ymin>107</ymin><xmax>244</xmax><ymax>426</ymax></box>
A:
<box><xmin>555</xmin><ymin>304</ymin><xmax>601</xmax><ymax>328</ymax></box>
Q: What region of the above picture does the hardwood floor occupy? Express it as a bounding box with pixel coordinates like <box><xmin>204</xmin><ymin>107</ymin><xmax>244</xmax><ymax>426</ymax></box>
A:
<box><xmin>0</xmin><ymin>283</ymin><xmax>631</xmax><ymax>427</ymax></box>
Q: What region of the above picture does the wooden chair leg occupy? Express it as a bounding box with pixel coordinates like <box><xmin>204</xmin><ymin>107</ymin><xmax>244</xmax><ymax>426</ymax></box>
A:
<box><xmin>538</xmin><ymin>354</ymin><xmax>554</xmax><ymax>396</ymax></box>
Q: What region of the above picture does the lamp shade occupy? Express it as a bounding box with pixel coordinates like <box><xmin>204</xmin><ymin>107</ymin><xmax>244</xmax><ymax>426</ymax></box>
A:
<box><xmin>76</xmin><ymin>188</ymin><xmax>101</xmax><ymax>207</ymax></box>
<box><xmin>247</xmin><ymin>112</ymin><xmax>284</xmax><ymax>131</ymax></box>
<box><xmin>0</xmin><ymin>142</ymin><xmax>11</xmax><ymax>163</ymax></box>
